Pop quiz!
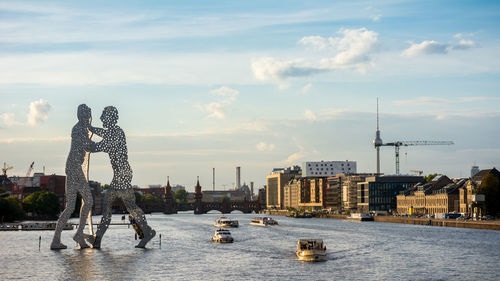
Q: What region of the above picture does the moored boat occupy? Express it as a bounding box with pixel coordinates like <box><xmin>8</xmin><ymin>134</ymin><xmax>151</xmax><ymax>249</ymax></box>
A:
<box><xmin>212</xmin><ymin>228</ymin><xmax>233</xmax><ymax>243</ymax></box>
<box><xmin>214</xmin><ymin>215</ymin><xmax>239</xmax><ymax>228</ymax></box>
<box><xmin>249</xmin><ymin>217</ymin><xmax>278</xmax><ymax>226</ymax></box>
<box><xmin>296</xmin><ymin>239</ymin><xmax>326</xmax><ymax>262</ymax></box>
<box><xmin>21</xmin><ymin>222</ymin><xmax>73</xmax><ymax>231</ymax></box>
<box><xmin>347</xmin><ymin>213</ymin><xmax>373</xmax><ymax>221</ymax></box>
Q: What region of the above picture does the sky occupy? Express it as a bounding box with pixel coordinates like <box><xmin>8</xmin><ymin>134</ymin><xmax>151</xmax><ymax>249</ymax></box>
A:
<box><xmin>1</xmin><ymin>0</ymin><xmax>500</xmax><ymax>192</ymax></box>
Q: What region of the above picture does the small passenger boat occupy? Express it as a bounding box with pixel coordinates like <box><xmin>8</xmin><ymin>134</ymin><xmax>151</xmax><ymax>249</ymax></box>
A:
<box><xmin>212</xmin><ymin>228</ymin><xmax>234</xmax><ymax>243</ymax></box>
<box><xmin>347</xmin><ymin>213</ymin><xmax>373</xmax><ymax>221</ymax></box>
<box><xmin>21</xmin><ymin>222</ymin><xmax>73</xmax><ymax>231</ymax></box>
<box><xmin>296</xmin><ymin>239</ymin><xmax>326</xmax><ymax>262</ymax></box>
<box><xmin>249</xmin><ymin>217</ymin><xmax>278</xmax><ymax>226</ymax></box>
<box><xmin>214</xmin><ymin>215</ymin><xmax>239</xmax><ymax>228</ymax></box>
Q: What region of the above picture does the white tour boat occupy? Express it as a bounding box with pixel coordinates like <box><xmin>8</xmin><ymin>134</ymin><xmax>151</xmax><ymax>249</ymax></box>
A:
<box><xmin>249</xmin><ymin>217</ymin><xmax>278</xmax><ymax>226</ymax></box>
<box><xmin>296</xmin><ymin>239</ymin><xmax>326</xmax><ymax>262</ymax></box>
<box><xmin>212</xmin><ymin>228</ymin><xmax>234</xmax><ymax>243</ymax></box>
<box><xmin>347</xmin><ymin>213</ymin><xmax>374</xmax><ymax>221</ymax></box>
<box><xmin>214</xmin><ymin>215</ymin><xmax>239</xmax><ymax>228</ymax></box>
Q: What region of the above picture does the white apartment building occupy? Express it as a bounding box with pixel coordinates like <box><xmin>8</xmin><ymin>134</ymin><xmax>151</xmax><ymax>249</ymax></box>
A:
<box><xmin>302</xmin><ymin>161</ymin><xmax>357</xmax><ymax>177</ymax></box>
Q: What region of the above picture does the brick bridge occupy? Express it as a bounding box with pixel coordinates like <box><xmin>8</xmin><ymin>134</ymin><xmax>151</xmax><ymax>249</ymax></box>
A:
<box><xmin>193</xmin><ymin>179</ymin><xmax>263</xmax><ymax>214</ymax></box>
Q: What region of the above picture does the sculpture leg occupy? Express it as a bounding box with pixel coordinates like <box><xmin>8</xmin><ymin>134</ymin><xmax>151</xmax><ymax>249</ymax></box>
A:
<box><xmin>51</xmin><ymin>184</ymin><xmax>77</xmax><ymax>250</ymax></box>
<box><xmin>122</xmin><ymin>189</ymin><xmax>156</xmax><ymax>248</ymax></box>
<box><xmin>73</xmin><ymin>183</ymin><xmax>93</xmax><ymax>249</ymax></box>
<box><xmin>90</xmin><ymin>189</ymin><xmax>114</xmax><ymax>248</ymax></box>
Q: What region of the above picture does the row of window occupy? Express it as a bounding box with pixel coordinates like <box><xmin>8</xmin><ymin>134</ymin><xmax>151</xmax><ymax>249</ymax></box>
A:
<box><xmin>309</xmin><ymin>167</ymin><xmax>351</xmax><ymax>171</ymax></box>
<box><xmin>308</xmin><ymin>163</ymin><xmax>352</xmax><ymax>167</ymax></box>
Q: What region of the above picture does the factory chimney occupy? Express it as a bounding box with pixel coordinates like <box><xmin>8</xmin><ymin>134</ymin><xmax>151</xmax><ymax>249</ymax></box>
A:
<box><xmin>236</xmin><ymin>166</ymin><xmax>241</xmax><ymax>189</ymax></box>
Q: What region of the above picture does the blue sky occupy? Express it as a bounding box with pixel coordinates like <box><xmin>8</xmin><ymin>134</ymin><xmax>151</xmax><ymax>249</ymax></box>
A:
<box><xmin>1</xmin><ymin>0</ymin><xmax>500</xmax><ymax>191</ymax></box>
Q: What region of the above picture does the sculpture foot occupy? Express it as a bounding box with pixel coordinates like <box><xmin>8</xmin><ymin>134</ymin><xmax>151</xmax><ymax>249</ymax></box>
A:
<box><xmin>84</xmin><ymin>234</ymin><xmax>101</xmax><ymax>249</ymax></box>
<box><xmin>50</xmin><ymin>241</ymin><xmax>67</xmax><ymax>250</ymax></box>
<box><xmin>73</xmin><ymin>233</ymin><xmax>90</xmax><ymax>249</ymax></box>
<box><xmin>136</xmin><ymin>229</ymin><xmax>156</xmax><ymax>248</ymax></box>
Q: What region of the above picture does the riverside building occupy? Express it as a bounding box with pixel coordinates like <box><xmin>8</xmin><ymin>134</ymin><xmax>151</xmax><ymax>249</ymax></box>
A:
<box><xmin>357</xmin><ymin>175</ymin><xmax>423</xmax><ymax>213</ymax></box>
<box><xmin>266</xmin><ymin>166</ymin><xmax>301</xmax><ymax>209</ymax></box>
<box><xmin>301</xmin><ymin>160</ymin><xmax>357</xmax><ymax>177</ymax></box>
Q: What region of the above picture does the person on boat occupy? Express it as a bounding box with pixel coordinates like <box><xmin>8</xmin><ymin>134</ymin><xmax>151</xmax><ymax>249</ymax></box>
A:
<box><xmin>85</xmin><ymin>106</ymin><xmax>155</xmax><ymax>248</ymax></box>
<box><xmin>51</xmin><ymin>104</ymin><xmax>94</xmax><ymax>250</ymax></box>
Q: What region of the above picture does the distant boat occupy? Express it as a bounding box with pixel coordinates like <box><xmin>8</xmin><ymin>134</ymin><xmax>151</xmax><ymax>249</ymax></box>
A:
<box><xmin>214</xmin><ymin>215</ymin><xmax>239</xmax><ymax>228</ymax></box>
<box><xmin>212</xmin><ymin>228</ymin><xmax>234</xmax><ymax>243</ymax></box>
<box><xmin>296</xmin><ymin>239</ymin><xmax>326</xmax><ymax>262</ymax></box>
<box><xmin>347</xmin><ymin>213</ymin><xmax>373</xmax><ymax>221</ymax></box>
<box><xmin>250</xmin><ymin>217</ymin><xmax>278</xmax><ymax>226</ymax></box>
<box><xmin>21</xmin><ymin>222</ymin><xmax>73</xmax><ymax>231</ymax></box>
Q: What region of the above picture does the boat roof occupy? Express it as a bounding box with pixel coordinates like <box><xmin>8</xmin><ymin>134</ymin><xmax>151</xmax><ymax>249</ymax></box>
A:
<box><xmin>297</xmin><ymin>239</ymin><xmax>323</xmax><ymax>243</ymax></box>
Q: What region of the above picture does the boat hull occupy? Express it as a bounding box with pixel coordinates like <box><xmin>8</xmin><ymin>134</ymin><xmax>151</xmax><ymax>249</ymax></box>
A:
<box><xmin>212</xmin><ymin>237</ymin><xmax>233</xmax><ymax>243</ymax></box>
<box><xmin>296</xmin><ymin>250</ymin><xmax>326</xmax><ymax>262</ymax></box>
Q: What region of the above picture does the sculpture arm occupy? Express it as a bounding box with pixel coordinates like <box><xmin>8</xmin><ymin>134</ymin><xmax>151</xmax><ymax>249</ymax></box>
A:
<box><xmin>89</xmin><ymin>126</ymin><xmax>105</xmax><ymax>137</ymax></box>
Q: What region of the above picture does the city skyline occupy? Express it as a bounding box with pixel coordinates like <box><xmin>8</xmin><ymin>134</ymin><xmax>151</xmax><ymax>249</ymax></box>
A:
<box><xmin>1</xmin><ymin>1</ymin><xmax>500</xmax><ymax>191</ymax></box>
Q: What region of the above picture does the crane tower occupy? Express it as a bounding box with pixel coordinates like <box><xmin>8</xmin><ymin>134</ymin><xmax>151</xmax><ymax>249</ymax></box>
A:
<box><xmin>373</xmin><ymin>101</ymin><xmax>454</xmax><ymax>174</ymax></box>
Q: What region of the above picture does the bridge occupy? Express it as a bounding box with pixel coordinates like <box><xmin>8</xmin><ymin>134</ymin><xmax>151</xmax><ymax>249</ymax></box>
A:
<box><xmin>193</xmin><ymin>179</ymin><xmax>263</xmax><ymax>214</ymax></box>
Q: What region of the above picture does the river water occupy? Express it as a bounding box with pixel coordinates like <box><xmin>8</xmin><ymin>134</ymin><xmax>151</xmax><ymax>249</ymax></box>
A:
<box><xmin>1</xmin><ymin>212</ymin><xmax>499</xmax><ymax>280</ymax></box>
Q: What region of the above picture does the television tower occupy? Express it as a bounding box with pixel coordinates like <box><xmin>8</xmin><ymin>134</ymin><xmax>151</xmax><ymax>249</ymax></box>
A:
<box><xmin>373</xmin><ymin>98</ymin><xmax>383</xmax><ymax>174</ymax></box>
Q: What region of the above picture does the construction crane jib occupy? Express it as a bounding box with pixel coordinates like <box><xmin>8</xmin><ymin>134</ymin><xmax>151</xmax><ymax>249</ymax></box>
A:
<box><xmin>381</xmin><ymin>141</ymin><xmax>454</xmax><ymax>174</ymax></box>
<box><xmin>373</xmin><ymin>100</ymin><xmax>454</xmax><ymax>174</ymax></box>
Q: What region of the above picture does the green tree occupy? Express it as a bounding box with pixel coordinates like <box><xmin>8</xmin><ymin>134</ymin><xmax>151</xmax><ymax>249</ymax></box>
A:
<box><xmin>424</xmin><ymin>173</ymin><xmax>439</xmax><ymax>182</ymax></box>
<box><xmin>134</xmin><ymin>191</ymin><xmax>143</xmax><ymax>204</ymax></box>
<box><xmin>221</xmin><ymin>195</ymin><xmax>230</xmax><ymax>203</ymax></box>
<box><xmin>0</xmin><ymin>196</ymin><xmax>25</xmax><ymax>222</ymax></box>
<box><xmin>23</xmin><ymin>190</ymin><xmax>60</xmax><ymax>218</ymax></box>
<box><xmin>101</xmin><ymin>184</ymin><xmax>110</xmax><ymax>190</ymax></box>
<box><xmin>174</xmin><ymin>189</ymin><xmax>188</xmax><ymax>203</ymax></box>
<box><xmin>143</xmin><ymin>194</ymin><xmax>163</xmax><ymax>203</ymax></box>
<box><xmin>476</xmin><ymin>174</ymin><xmax>500</xmax><ymax>216</ymax></box>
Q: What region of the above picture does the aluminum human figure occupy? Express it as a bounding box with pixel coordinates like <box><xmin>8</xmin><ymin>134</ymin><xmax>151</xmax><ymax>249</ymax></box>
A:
<box><xmin>86</xmin><ymin>106</ymin><xmax>156</xmax><ymax>248</ymax></box>
<box><xmin>51</xmin><ymin>104</ymin><xmax>93</xmax><ymax>250</ymax></box>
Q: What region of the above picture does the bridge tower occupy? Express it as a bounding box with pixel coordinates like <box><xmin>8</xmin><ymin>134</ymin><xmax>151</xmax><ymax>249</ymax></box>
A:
<box><xmin>194</xmin><ymin>177</ymin><xmax>203</xmax><ymax>214</ymax></box>
<box><xmin>164</xmin><ymin>177</ymin><xmax>177</xmax><ymax>214</ymax></box>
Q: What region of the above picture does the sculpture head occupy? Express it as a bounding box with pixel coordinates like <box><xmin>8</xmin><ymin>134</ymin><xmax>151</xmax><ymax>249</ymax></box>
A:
<box><xmin>101</xmin><ymin>106</ymin><xmax>118</xmax><ymax>128</ymax></box>
<box><xmin>77</xmin><ymin>104</ymin><xmax>91</xmax><ymax>124</ymax></box>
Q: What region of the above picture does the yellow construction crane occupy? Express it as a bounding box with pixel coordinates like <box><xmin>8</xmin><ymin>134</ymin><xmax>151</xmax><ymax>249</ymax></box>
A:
<box><xmin>2</xmin><ymin>163</ymin><xmax>13</xmax><ymax>176</ymax></box>
<box><xmin>14</xmin><ymin>161</ymin><xmax>34</xmax><ymax>199</ymax></box>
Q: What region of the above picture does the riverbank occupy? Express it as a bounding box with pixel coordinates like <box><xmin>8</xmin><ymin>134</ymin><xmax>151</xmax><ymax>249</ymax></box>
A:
<box><xmin>263</xmin><ymin>210</ymin><xmax>500</xmax><ymax>231</ymax></box>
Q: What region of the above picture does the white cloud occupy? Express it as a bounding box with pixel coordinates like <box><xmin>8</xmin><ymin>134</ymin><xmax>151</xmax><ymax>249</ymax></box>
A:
<box><xmin>299</xmin><ymin>36</ymin><xmax>329</xmax><ymax>50</ymax></box>
<box><xmin>301</xmin><ymin>82</ymin><xmax>312</xmax><ymax>94</ymax></box>
<box><xmin>304</xmin><ymin>109</ymin><xmax>317</xmax><ymax>121</ymax></box>
<box><xmin>256</xmin><ymin>142</ymin><xmax>275</xmax><ymax>152</ymax></box>
<box><xmin>27</xmin><ymin>99</ymin><xmax>51</xmax><ymax>126</ymax></box>
<box><xmin>402</xmin><ymin>38</ymin><xmax>478</xmax><ymax>57</ymax></box>
<box><xmin>252</xmin><ymin>28</ymin><xmax>378</xmax><ymax>83</ymax></box>
<box><xmin>1</xmin><ymin>113</ymin><xmax>19</xmax><ymax>126</ymax></box>
<box><xmin>201</xmin><ymin>86</ymin><xmax>239</xmax><ymax>119</ymax></box>
<box><xmin>283</xmin><ymin>151</ymin><xmax>305</xmax><ymax>165</ymax></box>
<box><xmin>204</xmin><ymin>102</ymin><xmax>225</xmax><ymax>119</ymax></box>
<box><xmin>402</xmin><ymin>40</ymin><xmax>449</xmax><ymax>57</ymax></box>
<box><xmin>370</xmin><ymin>14</ymin><xmax>382</xmax><ymax>22</ymax></box>
<box><xmin>210</xmin><ymin>86</ymin><xmax>239</xmax><ymax>103</ymax></box>
<box><xmin>454</xmin><ymin>32</ymin><xmax>474</xmax><ymax>39</ymax></box>
<box><xmin>453</xmin><ymin>39</ymin><xmax>477</xmax><ymax>50</ymax></box>
<box><xmin>1</xmin><ymin>99</ymin><xmax>51</xmax><ymax>127</ymax></box>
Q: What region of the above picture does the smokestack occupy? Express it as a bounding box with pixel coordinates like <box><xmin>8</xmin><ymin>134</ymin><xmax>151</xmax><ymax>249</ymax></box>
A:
<box><xmin>236</xmin><ymin>166</ymin><xmax>241</xmax><ymax>189</ymax></box>
<box><xmin>212</xmin><ymin>168</ymin><xmax>215</xmax><ymax>191</ymax></box>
